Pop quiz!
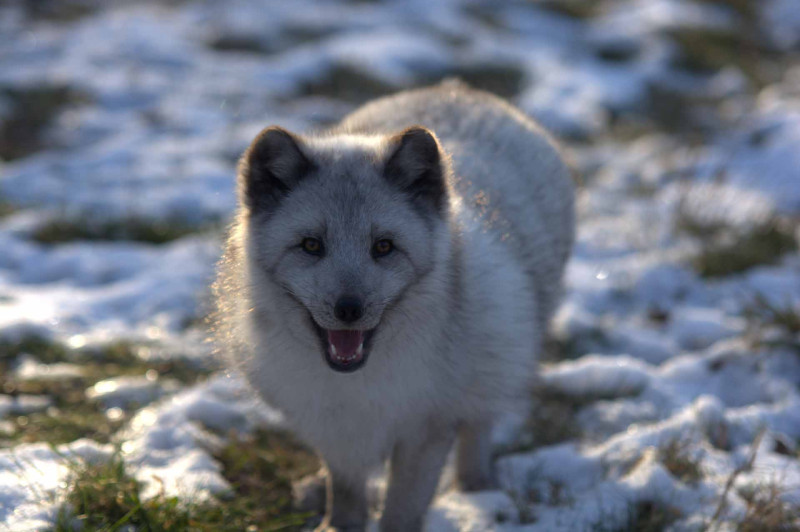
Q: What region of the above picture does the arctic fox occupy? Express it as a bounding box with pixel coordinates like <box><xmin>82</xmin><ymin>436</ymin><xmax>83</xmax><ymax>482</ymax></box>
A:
<box><xmin>213</xmin><ymin>82</ymin><xmax>575</xmax><ymax>532</ymax></box>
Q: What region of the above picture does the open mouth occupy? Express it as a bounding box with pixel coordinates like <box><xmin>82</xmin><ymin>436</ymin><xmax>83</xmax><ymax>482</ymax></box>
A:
<box><xmin>310</xmin><ymin>320</ymin><xmax>375</xmax><ymax>373</ymax></box>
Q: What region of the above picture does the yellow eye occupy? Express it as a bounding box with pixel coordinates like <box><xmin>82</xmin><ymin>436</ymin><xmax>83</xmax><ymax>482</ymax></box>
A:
<box><xmin>301</xmin><ymin>237</ymin><xmax>323</xmax><ymax>255</ymax></box>
<box><xmin>373</xmin><ymin>239</ymin><xmax>393</xmax><ymax>257</ymax></box>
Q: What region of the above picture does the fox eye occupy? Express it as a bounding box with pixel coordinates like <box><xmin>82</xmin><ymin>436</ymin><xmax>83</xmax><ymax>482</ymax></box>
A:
<box><xmin>372</xmin><ymin>239</ymin><xmax>394</xmax><ymax>257</ymax></box>
<box><xmin>301</xmin><ymin>237</ymin><xmax>323</xmax><ymax>255</ymax></box>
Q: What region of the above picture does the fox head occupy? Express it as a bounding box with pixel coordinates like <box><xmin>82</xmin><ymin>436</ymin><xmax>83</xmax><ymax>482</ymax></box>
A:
<box><xmin>237</xmin><ymin>125</ymin><xmax>453</xmax><ymax>373</ymax></box>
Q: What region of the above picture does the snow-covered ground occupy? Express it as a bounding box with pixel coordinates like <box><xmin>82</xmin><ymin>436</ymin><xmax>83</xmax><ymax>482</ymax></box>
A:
<box><xmin>0</xmin><ymin>0</ymin><xmax>798</xmax><ymax>530</ymax></box>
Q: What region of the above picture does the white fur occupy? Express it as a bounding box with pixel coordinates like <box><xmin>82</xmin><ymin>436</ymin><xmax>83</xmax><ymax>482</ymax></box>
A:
<box><xmin>213</xmin><ymin>83</ymin><xmax>575</xmax><ymax>531</ymax></box>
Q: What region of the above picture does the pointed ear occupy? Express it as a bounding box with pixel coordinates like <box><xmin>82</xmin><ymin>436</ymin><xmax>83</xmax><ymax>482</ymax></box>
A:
<box><xmin>384</xmin><ymin>126</ymin><xmax>447</xmax><ymax>213</ymax></box>
<box><xmin>238</xmin><ymin>126</ymin><xmax>314</xmax><ymax>214</ymax></box>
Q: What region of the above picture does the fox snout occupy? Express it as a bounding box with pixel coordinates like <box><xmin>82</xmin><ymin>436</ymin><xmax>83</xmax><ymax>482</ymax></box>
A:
<box><xmin>333</xmin><ymin>296</ymin><xmax>364</xmax><ymax>324</ymax></box>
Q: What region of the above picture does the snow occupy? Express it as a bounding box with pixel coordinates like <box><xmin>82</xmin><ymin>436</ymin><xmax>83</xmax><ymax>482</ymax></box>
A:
<box><xmin>694</xmin><ymin>84</ymin><xmax>800</xmax><ymax>214</ymax></box>
<box><xmin>119</xmin><ymin>374</ymin><xmax>280</xmax><ymax>501</ymax></box>
<box><xmin>427</xmin><ymin>491</ymin><xmax>520</xmax><ymax>532</ymax></box>
<box><xmin>0</xmin><ymin>395</ymin><xmax>52</xmax><ymax>418</ymax></box>
<box><xmin>0</xmin><ymin>232</ymin><xmax>220</xmax><ymax>341</ymax></box>
<box><xmin>0</xmin><ymin>439</ymin><xmax>113</xmax><ymax>532</ymax></box>
<box><xmin>540</xmin><ymin>355</ymin><xmax>653</xmax><ymax>398</ymax></box>
<box><xmin>0</xmin><ymin>0</ymin><xmax>798</xmax><ymax>530</ymax></box>
<box><xmin>85</xmin><ymin>374</ymin><xmax>179</xmax><ymax>409</ymax></box>
<box><xmin>13</xmin><ymin>356</ymin><xmax>85</xmax><ymax>381</ymax></box>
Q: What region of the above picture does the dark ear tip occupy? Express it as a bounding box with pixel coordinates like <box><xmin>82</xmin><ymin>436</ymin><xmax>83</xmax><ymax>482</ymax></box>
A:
<box><xmin>256</xmin><ymin>125</ymin><xmax>292</xmax><ymax>138</ymax></box>
<box><xmin>396</xmin><ymin>126</ymin><xmax>440</xmax><ymax>160</ymax></box>
<box><xmin>250</xmin><ymin>126</ymin><xmax>296</xmax><ymax>152</ymax></box>
<box><xmin>399</xmin><ymin>125</ymin><xmax>436</xmax><ymax>142</ymax></box>
<box><xmin>238</xmin><ymin>125</ymin><xmax>311</xmax><ymax>213</ymax></box>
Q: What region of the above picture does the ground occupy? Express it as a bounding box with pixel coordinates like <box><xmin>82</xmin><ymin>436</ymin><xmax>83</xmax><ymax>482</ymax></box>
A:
<box><xmin>0</xmin><ymin>0</ymin><xmax>799</xmax><ymax>530</ymax></box>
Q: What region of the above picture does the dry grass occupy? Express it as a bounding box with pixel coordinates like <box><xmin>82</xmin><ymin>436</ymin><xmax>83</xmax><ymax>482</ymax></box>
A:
<box><xmin>743</xmin><ymin>293</ymin><xmax>800</xmax><ymax>354</ymax></box>
<box><xmin>0</xmin><ymin>336</ymin><xmax>209</xmax><ymax>446</ymax></box>
<box><xmin>680</xmin><ymin>219</ymin><xmax>797</xmax><ymax>278</ymax></box>
<box><xmin>50</xmin><ymin>430</ymin><xmax>319</xmax><ymax>532</ymax></box>
<box><xmin>515</xmin><ymin>388</ymin><xmax>584</xmax><ymax>451</ymax></box>
<box><xmin>0</xmin><ymin>85</ymin><xmax>88</xmax><ymax>161</ymax></box>
<box><xmin>31</xmin><ymin>216</ymin><xmax>221</xmax><ymax>245</ymax></box>
<box><xmin>707</xmin><ymin>430</ymin><xmax>766</xmax><ymax>531</ymax></box>
<box><xmin>419</xmin><ymin>63</ymin><xmax>527</xmax><ymax>99</ymax></box>
<box><xmin>299</xmin><ymin>64</ymin><xmax>398</xmax><ymax>103</ymax></box>
<box><xmin>0</xmin><ymin>201</ymin><xmax>16</xmax><ymax>218</ymax></box>
<box><xmin>626</xmin><ymin>500</ymin><xmax>682</xmax><ymax>532</ymax></box>
<box><xmin>18</xmin><ymin>0</ymin><xmax>99</xmax><ymax>22</ymax></box>
<box><xmin>659</xmin><ymin>438</ymin><xmax>704</xmax><ymax>486</ymax></box>
<box><xmin>535</xmin><ymin>0</ymin><xmax>602</xmax><ymax>20</ymax></box>
<box><xmin>738</xmin><ymin>482</ymin><xmax>800</xmax><ymax>532</ymax></box>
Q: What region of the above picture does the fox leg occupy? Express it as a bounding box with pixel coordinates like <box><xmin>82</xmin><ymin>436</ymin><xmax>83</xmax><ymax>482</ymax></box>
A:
<box><xmin>379</xmin><ymin>423</ymin><xmax>455</xmax><ymax>532</ymax></box>
<box><xmin>456</xmin><ymin>421</ymin><xmax>495</xmax><ymax>491</ymax></box>
<box><xmin>316</xmin><ymin>466</ymin><xmax>368</xmax><ymax>532</ymax></box>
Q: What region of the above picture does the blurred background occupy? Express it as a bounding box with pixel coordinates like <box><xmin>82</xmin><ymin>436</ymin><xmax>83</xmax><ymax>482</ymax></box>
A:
<box><xmin>0</xmin><ymin>0</ymin><xmax>798</xmax><ymax>530</ymax></box>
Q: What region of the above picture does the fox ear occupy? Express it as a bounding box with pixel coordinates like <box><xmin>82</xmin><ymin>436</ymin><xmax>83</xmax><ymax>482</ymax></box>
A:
<box><xmin>384</xmin><ymin>126</ymin><xmax>447</xmax><ymax>213</ymax></box>
<box><xmin>238</xmin><ymin>126</ymin><xmax>313</xmax><ymax>214</ymax></box>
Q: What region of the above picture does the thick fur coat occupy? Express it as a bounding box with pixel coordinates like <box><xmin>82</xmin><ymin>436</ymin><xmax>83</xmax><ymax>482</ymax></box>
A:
<box><xmin>213</xmin><ymin>82</ymin><xmax>575</xmax><ymax>532</ymax></box>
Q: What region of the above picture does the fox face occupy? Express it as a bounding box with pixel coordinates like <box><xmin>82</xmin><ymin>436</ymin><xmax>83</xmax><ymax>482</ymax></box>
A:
<box><xmin>239</xmin><ymin>126</ymin><xmax>452</xmax><ymax>373</ymax></box>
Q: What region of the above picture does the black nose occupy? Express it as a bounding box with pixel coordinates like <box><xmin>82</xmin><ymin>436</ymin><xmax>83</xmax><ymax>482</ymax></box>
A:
<box><xmin>334</xmin><ymin>296</ymin><xmax>364</xmax><ymax>323</ymax></box>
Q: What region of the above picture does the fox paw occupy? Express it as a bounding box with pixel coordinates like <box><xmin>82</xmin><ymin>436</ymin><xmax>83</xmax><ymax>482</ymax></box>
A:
<box><xmin>314</xmin><ymin>524</ymin><xmax>366</xmax><ymax>532</ymax></box>
<box><xmin>292</xmin><ymin>469</ymin><xmax>327</xmax><ymax>513</ymax></box>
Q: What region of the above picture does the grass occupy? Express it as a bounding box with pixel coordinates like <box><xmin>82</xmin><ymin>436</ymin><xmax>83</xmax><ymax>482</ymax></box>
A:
<box><xmin>692</xmin><ymin>223</ymin><xmax>797</xmax><ymax>278</ymax></box>
<box><xmin>299</xmin><ymin>61</ymin><xmax>526</xmax><ymax>104</ymax></box>
<box><xmin>623</xmin><ymin>500</ymin><xmax>681</xmax><ymax>532</ymax></box>
<box><xmin>1</xmin><ymin>335</ymin><xmax>207</xmax><ymax>385</ymax></box>
<box><xmin>737</xmin><ymin>482</ymin><xmax>800</xmax><ymax>532</ymax></box>
<box><xmin>509</xmin><ymin>388</ymin><xmax>585</xmax><ymax>452</ymax></box>
<box><xmin>658</xmin><ymin>438</ymin><xmax>703</xmax><ymax>486</ymax></box>
<box><xmin>0</xmin><ymin>335</ymin><xmax>72</xmax><ymax>367</ymax></box>
<box><xmin>744</xmin><ymin>294</ymin><xmax>800</xmax><ymax>336</ymax></box>
<box><xmin>590</xmin><ymin>500</ymin><xmax>681</xmax><ymax>532</ymax></box>
<box><xmin>643</xmin><ymin>82</ymin><xmax>714</xmax><ymax>137</ymax></box>
<box><xmin>298</xmin><ymin>64</ymin><xmax>399</xmax><ymax>104</ymax></box>
<box><xmin>0</xmin><ymin>201</ymin><xmax>16</xmax><ymax>218</ymax></box>
<box><xmin>669</xmin><ymin>28</ymin><xmax>753</xmax><ymax>74</ymax></box>
<box><xmin>31</xmin><ymin>216</ymin><xmax>220</xmax><ymax>245</ymax></box>
<box><xmin>1</xmin><ymin>335</ymin><xmax>317</xmax><ymax>529</ymax></box>
<box><xmin>694</xmin><ymin>0</ymin><xmax>759</xmax><ymax>23</ymax></box>
<box><xmin>0</xmin><ymin>85</ymin><xmax>88</xmax><ymax>161</ymax></box>
<box><xmin>535</xmin><ymin>0</ymin><xmax>602</xmax><ymax>20</ymax></box>
<box><xmin>743</xmin><ymin>293</ymin><xmax>800</xmax><ymax>354</ymax></box>
<box><xmin>420</xmin><ymin>63</ymin><xmax>527</xmax><ymax>99</ymax></box>
<box><xmin>676</xmin><ymin>213</ymin><xmax>798</xmax><ymax>278</ymax></box>
<box><xmin>666</xmin><ymin>21</ymin><xmax>781</xmax><ymax>88</ymax></box>
<box><xmin>18</xmin><ymin>0</ymin><xmax>99</xmax><ymax>22</ymax></box>
<box><xmin>208</xmin><ymin>35</ymin><xmax>272</xmax><ymax>54</ymax></box>
<box><xmin>10</xmin><ymin>409</ymin><xmax>124</xmax><ymax>447</ymax></box>
<box><xmin>0</xmin><ymin>335</ymin><xmax>209</xmax><ymax>446</ymax></box>
<box><xmin>211</xmin><ymin>430</ymin><xmax>320</xmax><ymax>524</ymax></box>
<box><xmin>50</xmin><ymin>430</ymin><xmax>319</xmax><ymax>532</ymax></box>
<box><xmin>208</xmin><ymin>26</ymin><xmax>332</xmax><ymax>55</ymax></box>
<box><xmin>595</xmin><ymin>43</ymin><xmax>639</xmax><ymax>64</ymax></box>
<box><xmin>543</xmin><ymin>327</ymin><xmax>611</xmax><ymax>362</ymax></box>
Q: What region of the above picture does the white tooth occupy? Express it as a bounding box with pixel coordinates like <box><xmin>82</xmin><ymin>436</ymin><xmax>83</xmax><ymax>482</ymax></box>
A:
<box><xmin>330</xmin><ymin>344</ymin><xmax>337</xmax><ymax>356</ymax></box>
<box><xmin>356</xmin><ymin>343</ymin><xmax>364</xmax><ymax>356</ymax></box>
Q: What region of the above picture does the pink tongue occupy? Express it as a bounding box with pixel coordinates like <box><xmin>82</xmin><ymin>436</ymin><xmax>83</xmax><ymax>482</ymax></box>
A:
<box><xmin>327</xmin><ymin>330</ymin><xmax>364</xmax><ymax>362</ymax></box>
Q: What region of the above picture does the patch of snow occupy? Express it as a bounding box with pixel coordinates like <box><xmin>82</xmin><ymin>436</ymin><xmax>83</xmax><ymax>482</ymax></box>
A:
<box><xmin>86</xmin><ymin>375</ymin><xmax>180</xmax><ymax>409</ymax></box>
<box><xmin>427</xmin><ymin>491</ymin><xmax>520</xmax><ymax>532</ymax></box>
<box><xmin>120</xmin><ymin>373</ymin><xmax>280</xmax><ymax>501</ymax></box>
<box><xmin>0</xmin><ymin>439</ymin><xmax>113</xmax><ymax>532</ymax></box>
<box><xmin>669</xmin><ymin>307</ymin><xmax>745</xmax><ymax>350</ymax></box>
<box><xmin>13</xmin><ymin>356</ymin><xmax>85</xmax><ymax>381</ymax></box>
<box><xmin>0</xmin><ymin>395</ymin><xmax>52</xmax><ymax>418</ymax></box>
<box><xmin>541</xmin><ymin>355</ymin><xmax>653</xmax><ymax>399</ymax></box>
